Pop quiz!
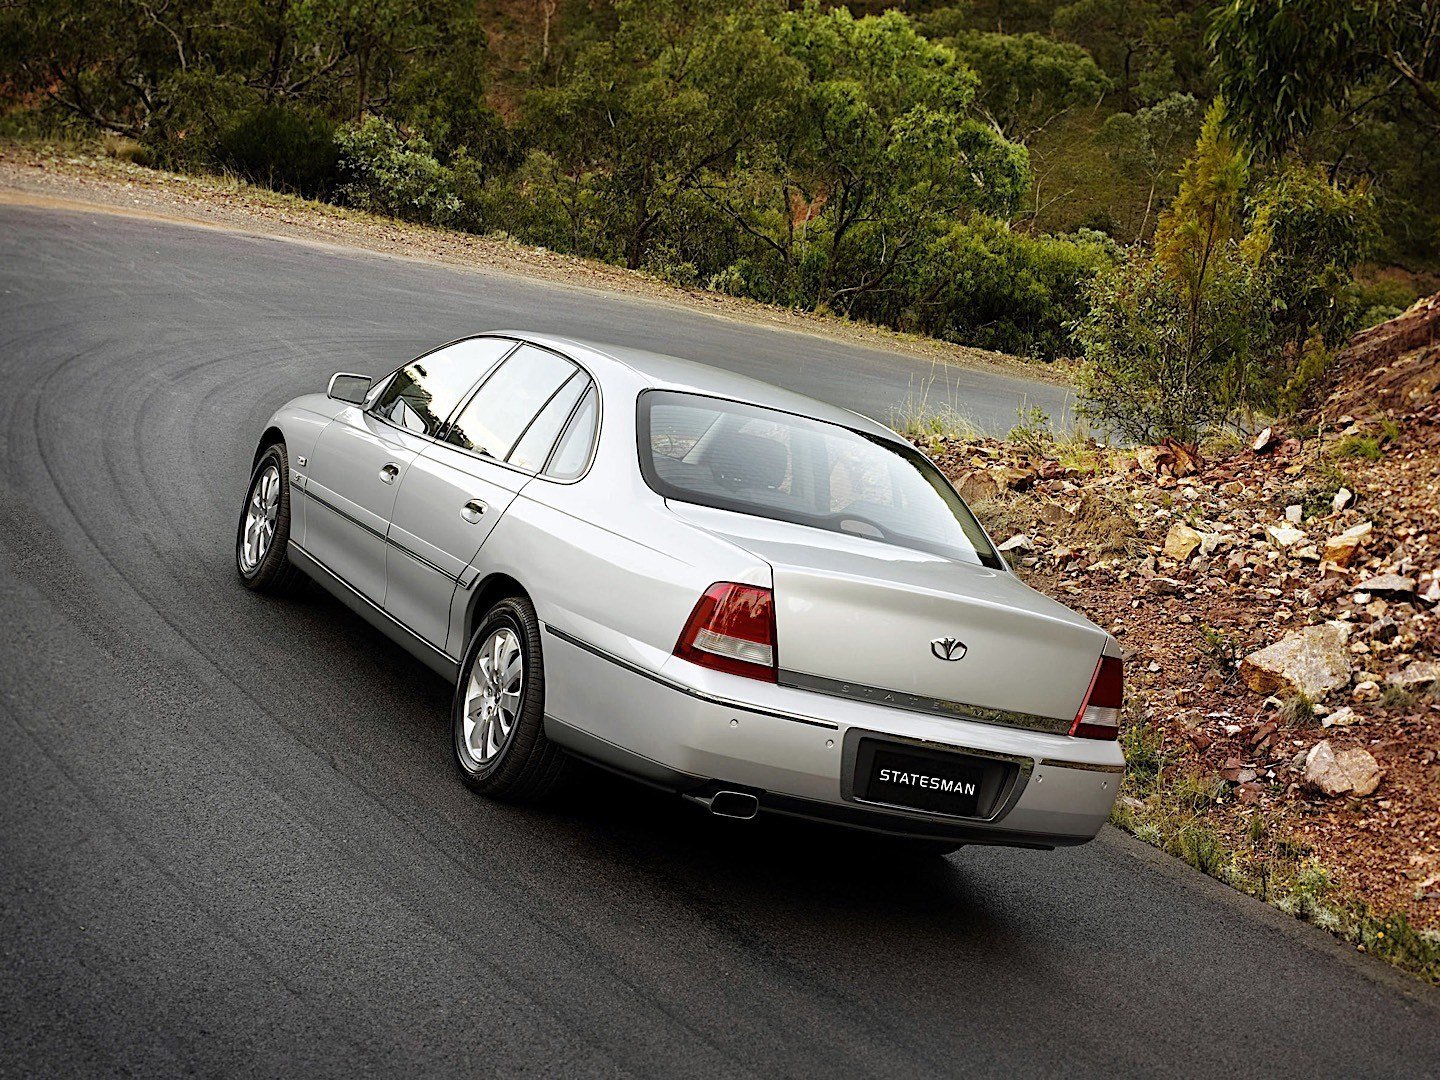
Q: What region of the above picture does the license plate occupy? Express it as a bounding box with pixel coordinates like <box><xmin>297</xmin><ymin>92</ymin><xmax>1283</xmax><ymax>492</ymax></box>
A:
<box><xmin>859</xmin><ymin>743</ymin><xmax>988</xmax><ymax>816</ymax></box>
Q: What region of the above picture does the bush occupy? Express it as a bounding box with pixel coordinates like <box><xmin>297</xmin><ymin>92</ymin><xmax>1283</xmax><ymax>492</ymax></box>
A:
<box><xmin>216</xmin><ymin>104</ymin><xmax>338</xmax><ymax>196</ymax></box>
<box><xmin>1243</xmin><ymin>163</ymin><xmax>1377</xmax><ymax>349</ymax></box>
<box><xmin>861</xmin><ymin>220</ymin><xmax>1116</xmax><ymax>359</ymax></box>
<box><xmin>334</xmin><ymin>117</ymin><xmax>460</xmax><ymax>226</ymax></box>
<box><xmin>1076</xmin><ymin>255</ymin><xmax>1263</xmax><ymax>443</ymax></box>
<box><xmin>1077</xmin><ymin>102</ymin><xmax>1374</xmax><ymax>442</ymax></box>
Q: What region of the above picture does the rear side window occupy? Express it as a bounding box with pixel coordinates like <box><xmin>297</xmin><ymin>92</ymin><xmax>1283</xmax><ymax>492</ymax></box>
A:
<box><xmin>370</xmin><ymin>337</ymin><xmax>513</xmax><ymax>438</ymax></box>
<box><xmin>445</xmin><ymin>345</ymin><xmax>577</xmax><ymax>459</ymax></box>
<box><xmin>508</xmin><ymin>373</ymin><xmax>590</xmax><ymax>472</ymax></box>
<box><xmin>545</xmin><ymin>386</ymin><xmax>598</xmax><ymax>480</ymax></box>
<box><xmin>639</xmin><ymin>391</ymin><xmax>1002</xmax><ymax>568</ymax></box>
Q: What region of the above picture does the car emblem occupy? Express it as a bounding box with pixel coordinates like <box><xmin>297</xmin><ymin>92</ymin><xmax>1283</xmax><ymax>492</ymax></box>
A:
<box><xmin>930</xmin><ymin>637</ymin><xmax>968</xmax><ymax>661</ymax></box>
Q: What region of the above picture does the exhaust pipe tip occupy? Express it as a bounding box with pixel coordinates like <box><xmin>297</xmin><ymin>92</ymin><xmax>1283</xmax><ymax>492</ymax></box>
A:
<box><xmin>707</xmin><ymin>790</ymin><xmax>760</xmax><ymax>821</ymax></box>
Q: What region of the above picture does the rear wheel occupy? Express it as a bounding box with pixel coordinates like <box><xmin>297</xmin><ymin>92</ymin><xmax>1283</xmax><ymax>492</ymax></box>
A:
<box><xmin>236</xmin><ymin>443</ymin><xmax>304</xmax><ymax>594</ymax></box>
<box><xmin>452</xmin><ymin>595</ymin><xmax>569</xmax><ymax>802</ymax></box>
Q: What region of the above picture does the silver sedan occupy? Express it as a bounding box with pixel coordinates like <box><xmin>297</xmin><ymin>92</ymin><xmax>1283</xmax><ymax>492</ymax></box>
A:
<box><xmin>237</xmin><ymin>332</ymin><xmax>1124</xmax><ymax>853</ymax></box>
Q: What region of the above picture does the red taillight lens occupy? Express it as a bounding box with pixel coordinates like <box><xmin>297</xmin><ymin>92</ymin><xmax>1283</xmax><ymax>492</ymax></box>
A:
<box><xmin>674</xmin><ymin>582</ymin><xmax>777</xmax><ymax>682</ymax></box>
<box><xmin>1070</xmin><ymin>655</ymin><xmax>1123</xmax><ymax>739</ymax></box>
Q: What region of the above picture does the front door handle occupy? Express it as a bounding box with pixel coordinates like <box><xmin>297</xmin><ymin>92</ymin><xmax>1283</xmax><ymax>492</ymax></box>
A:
<box><xmin>379</xmin><ymin>462</ymin><xmax>400</xmax><ymax>484</ymax></box>
<box><xmin>461</xmin><ymin>499</ymin><xmax>488</xmax><ymax>524</ymax></box>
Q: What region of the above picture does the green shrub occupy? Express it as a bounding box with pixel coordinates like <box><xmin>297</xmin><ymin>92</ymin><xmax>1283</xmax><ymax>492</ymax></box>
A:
<box><xmin>1352</xmin><ymin>276</ymin><xmax>1419</xmax><ymax>316</ymax></box>
<box><xmin>216</xmin><ymin>104</ymin><xmax>338</xmax><ymax>196</ymax></box>
<box><xmin>1076</xmin><ymin>255</ymin><xmax>1263</xmax><ymax>443</ymax></box>
<box><xmin>883</xmin><ymin>220</ymin><xmax>1116</xmax><ymax>359</ymax></box>
<box><xmin>1243</xmin><ymin>162</ymin><xmax>1377</xmax><ymax>350</ymax></box>
<box><xmin>334</xmin><ymin>117</ymin><xmax>460</xmax><ymax>226</ymax></box>
<box><xmin>1277</xmin><ymin>334</ymin><xmax>1333</xmax><ymax>414</ymax></box>
<box><xmin>1076</xmin><ymin>102</ymin><xmax>1374</xmax><ymax>442</ymax></box>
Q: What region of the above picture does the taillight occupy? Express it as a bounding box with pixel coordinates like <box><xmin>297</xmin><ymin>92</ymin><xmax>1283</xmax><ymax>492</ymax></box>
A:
<box><xmin>1070</xmin><ymin>655</ymin><xmax>1123</xmax><ymax>739</ymax></box>
<box><xmin>674</xmin><ymin>582</ymin><xmax>777</xmax><ymax>682</ymax></box>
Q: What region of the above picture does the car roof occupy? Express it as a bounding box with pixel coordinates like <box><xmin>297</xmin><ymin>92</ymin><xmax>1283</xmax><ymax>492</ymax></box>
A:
<box><xmin>492</xmin><ymin>330</ymin><xmax>902</xmax><ymax>444</ymax></box>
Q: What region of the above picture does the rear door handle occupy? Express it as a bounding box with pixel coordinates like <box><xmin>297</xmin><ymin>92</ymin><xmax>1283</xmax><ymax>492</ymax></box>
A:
<box><xmin>461</xmin><ymin>499</ymin><xmax>488</xmax><ymax>524</ymax></box>
<box><xmin>379</xmin><ymin>462</ymin><xmax>400</xmax><ymax>484</ymax></box>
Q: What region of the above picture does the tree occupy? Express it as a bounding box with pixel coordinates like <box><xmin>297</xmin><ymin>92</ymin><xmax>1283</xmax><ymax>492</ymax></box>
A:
<box><xmin>1077</xmin><ymin>99</ymin><xmax>1375</xmax><ymax>441</ymax></box>
<box><xmin>1098</xmin><ymin>92</ymin><xmax>1202</xmax><ymax>238</ymax></box>
<box><xmin>1052</xmin><ymin>0</ymin><xmax>1169</xmax><ymax>109</ymax></box>
<box><xmin>1210</xmin><ymin>0</ymin><xmax>1440</xmax><ymax>155</ymax></box>
<box><xmin>700</xmin><ymin>5</ymin><xmax>1028</xmax><ymax>311</ymax></box>
<box><xmin>524</xmin><ymin>0</ymin><xmax>802</xmax><ymax>269</ymax></box>
<box><xmin>1078</xmin><ymin>99</ymin><xmax>1260</xmax><ymax>443</ymax></box>
<box><xmin>0</xmin><ymin>0</ymin><xmax>492</xmax><ymax>146</ymax></box>
<box><xmin>1153</xmin><ymin>99</ymin><xmax>1249</xmax><ymax>315</ymax></box>
<box><xmin>948</xmin><ymin>30</ymin><xmax>1110</xmax><ymax>143</ymax></box>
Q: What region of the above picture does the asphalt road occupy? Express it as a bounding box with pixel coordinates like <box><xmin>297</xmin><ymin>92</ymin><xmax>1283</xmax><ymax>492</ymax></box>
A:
<box><xmin>1</xmin><ymin>204</ymin><xmax>1437</xmax><ymax>1078</ymax></box>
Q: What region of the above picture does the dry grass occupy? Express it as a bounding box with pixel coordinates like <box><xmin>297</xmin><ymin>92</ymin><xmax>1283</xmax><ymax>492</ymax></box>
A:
<box><xmin>1068</xmin><ymin>490</ymin><xmax>1138</xmax><ymax>554</ymax></box>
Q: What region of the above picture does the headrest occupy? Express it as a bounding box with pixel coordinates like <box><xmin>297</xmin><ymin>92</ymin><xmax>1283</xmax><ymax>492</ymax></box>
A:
<box><xmin>707</xmin><ymin>430</ymin><xmax>788</xmax><ymax>490</ymax></box>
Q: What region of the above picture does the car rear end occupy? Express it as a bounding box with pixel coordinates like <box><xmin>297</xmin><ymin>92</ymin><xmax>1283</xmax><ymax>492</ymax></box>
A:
<box><xmin>540</xmin><ymin>379</ymin><xmax>1124</xmax><ymax>848</ymax></box>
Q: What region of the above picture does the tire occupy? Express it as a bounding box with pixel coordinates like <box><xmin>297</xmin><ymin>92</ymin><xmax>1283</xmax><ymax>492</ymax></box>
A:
<box><xmin>452</xmin><ymin>595</ymin><xmax>569</xmax><ymax>802</ymax></box>
<box><xmin>235</xmin><ymin>442</ymin><xmax>305</xmax><ymax>595</ymax></box>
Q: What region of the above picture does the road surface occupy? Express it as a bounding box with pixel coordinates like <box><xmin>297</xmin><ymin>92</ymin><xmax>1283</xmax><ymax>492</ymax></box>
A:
<box><xmin>1</xmin><ymin>204</ymin><xmax>1437</xmax><ymax>1077</ymax></box>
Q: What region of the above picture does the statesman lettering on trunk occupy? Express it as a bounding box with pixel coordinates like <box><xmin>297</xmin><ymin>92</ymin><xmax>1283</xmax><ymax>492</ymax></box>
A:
<box><xmin>878</xmin><ymin>769</ymin><xmax>978</xmax><ymax>796</ymax></box>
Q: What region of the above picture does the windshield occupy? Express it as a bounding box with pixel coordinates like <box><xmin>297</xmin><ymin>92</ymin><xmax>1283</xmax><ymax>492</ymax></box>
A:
<box><xmin>637</xmin><ymin>391</ymin><xmax>1003</xmax><ymax>569</ymax></box>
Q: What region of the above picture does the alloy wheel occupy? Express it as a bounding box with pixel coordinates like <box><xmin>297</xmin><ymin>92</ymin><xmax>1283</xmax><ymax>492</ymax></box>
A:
<box><xmin>461</xmin><ymin>627</ymin><xmax>524</xmax><ymax>767</ymax></box>
<box><xmin>240</xmin><ymin>463</ymin><xmax>281</xmax><ymax>572</ymax></box>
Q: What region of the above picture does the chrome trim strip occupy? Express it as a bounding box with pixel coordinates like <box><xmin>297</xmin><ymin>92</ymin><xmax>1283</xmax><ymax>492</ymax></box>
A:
<box><xmin>387</xmin><ymin>537</ymin><xmax>464</xmax><ymax>584</ymax></box>
<box><xmin>543</xmin><ymin>624</ymin><xmax>840</xmax><ymax>731</ymax></box>
<box><xmin>303</xmin><ymin>487</ymin><xmax>466</xmax><ymax>586</ymax></box>
<box><xmin>1039</xmin><ymin>758</ymin><xmax>1125</xmax><ymax>775</ymax></box>
<box><xmin>779</xmin><ymin>670</ymin><xmax>1072</xmax><ymax>735</ymax></box>
<box><xmin>303</xmin><ymin>485</ymin><xmax>386</xmax><ymax>540</ymax></box>
<box><xmin>288</xmin><ymin>540</ymin><xmax>461</xmax><ymax>669</ymax></box>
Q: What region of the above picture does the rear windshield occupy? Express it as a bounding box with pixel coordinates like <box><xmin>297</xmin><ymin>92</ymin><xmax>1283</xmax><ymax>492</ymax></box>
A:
<box><xmin>638</xmin><ymin>391</ymin><xmax>1003</xmax><ymax>569</ymax></box>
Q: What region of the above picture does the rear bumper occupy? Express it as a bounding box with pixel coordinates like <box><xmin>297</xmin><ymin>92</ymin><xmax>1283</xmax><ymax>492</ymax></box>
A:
<box><xmin>542</xmin><ymin>626</ymin><xmax>1123</xmax><ymax>847</ymax></box>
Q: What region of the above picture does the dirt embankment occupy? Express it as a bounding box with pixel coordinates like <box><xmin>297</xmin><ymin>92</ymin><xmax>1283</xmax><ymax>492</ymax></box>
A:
<box><xmin>922</xmin><ymin>296</ymin><xmax>1440</xmax><ymax>957</ymax></box>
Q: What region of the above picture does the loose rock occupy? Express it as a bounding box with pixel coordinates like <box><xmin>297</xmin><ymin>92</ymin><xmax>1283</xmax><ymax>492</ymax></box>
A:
<box><xmin>1240</xmin><ymin>623</ymin><xmax>1353</xmax><ymax>699</ymax></box>
<box><xmin>1354</xmin><ymin>573</ymin><xmax>1416</xmax><ymax>596</ymax></box>
<box><xmin>1302</xmin><ymin>740</ymin><xmax>1383</xmax><ymax>797</ymax></box>
<box><xmin>1163</xmin><ymin>522</ymin><xmax>1203</xmax><ymax>561</ymax></box>
<box><xmin>1267</xmin><ymin>524</ymin><xmax>1305</xmax><ymax>548</ymax></box>
<box><xmin>1322</xmin><ymin>521</ymin><xmax>1373</xmax><ymax>568</ymax></box>
<box><xmin>1321</xmin><ymin>705</ymin><xmax>1359</xmax><ymax>728</ymax></box>
<box><xmin>1388</xmin><ymin>660</ymin><xmax>1440</xmax><ymax>689</ymax></box>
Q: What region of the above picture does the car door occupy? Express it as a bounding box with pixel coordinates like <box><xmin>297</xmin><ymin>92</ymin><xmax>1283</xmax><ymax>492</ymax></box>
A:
<box><xmin>386</xmin><ymin>344</ymin><xmax>592</xmax><ymax>651</ymax></box>
<box><xmin>302</xmin><ymin>337</ymin><xmax>513</xmax><ymax>603</ymax></box>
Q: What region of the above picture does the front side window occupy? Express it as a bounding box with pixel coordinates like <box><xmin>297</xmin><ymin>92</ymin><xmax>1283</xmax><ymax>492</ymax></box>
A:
<box><xmin>370</xmin><ymin>337</ymin><xmax>514</xmax><ymax>438</ymax></box>
<box><xmin>639</xmin><ymin>391</ymin><xmax>1002</xmax><ymax>568</ymax></box>
<box><xmin>445</xmin><ymin>345</ymin><xmax>577</xmax><ymax>460</ymax></box>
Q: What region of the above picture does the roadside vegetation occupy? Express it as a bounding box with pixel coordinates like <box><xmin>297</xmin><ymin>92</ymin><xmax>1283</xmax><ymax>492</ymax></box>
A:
<box><xmin>3</xmin><ymin>0</ymin><xmax>1439</xmax><ymax>442</ymax></box>
<box><xmin>1115</xmin><ymin>717</ymin><xmax>1440</xmax><ymax>984</ymax></box>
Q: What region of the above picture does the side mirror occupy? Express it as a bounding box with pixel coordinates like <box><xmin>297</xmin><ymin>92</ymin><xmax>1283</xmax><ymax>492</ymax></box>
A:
<box><xmin>327</xmin><ymin>372</ymin><xmax>372</xmax><ymax>405</ymax></box>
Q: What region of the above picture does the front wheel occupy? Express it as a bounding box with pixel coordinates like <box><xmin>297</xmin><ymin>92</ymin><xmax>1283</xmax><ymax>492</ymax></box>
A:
<box><xmin>452</xmin><ymin>595</ymin><xmax>569</xmax><ymax>802</ymax></box>
<box><xmin>236</xmin><ymin>443</ymin><xmax>304</xmax><ymax>594</ymax></box>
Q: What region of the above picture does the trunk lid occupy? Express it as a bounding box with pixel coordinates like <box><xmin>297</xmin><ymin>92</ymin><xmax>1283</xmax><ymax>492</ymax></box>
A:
<box><xmin>667</xmin><ymin>503</ymin><xmax>1108</xmax><ymax>730</ymax></box>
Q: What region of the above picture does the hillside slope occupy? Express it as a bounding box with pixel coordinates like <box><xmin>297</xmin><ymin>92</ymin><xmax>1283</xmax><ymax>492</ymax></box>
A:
<box><xmin>922</xmin><ymin>297</ymin><xmax>1440</xmax><ymax>978</ymax></box>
